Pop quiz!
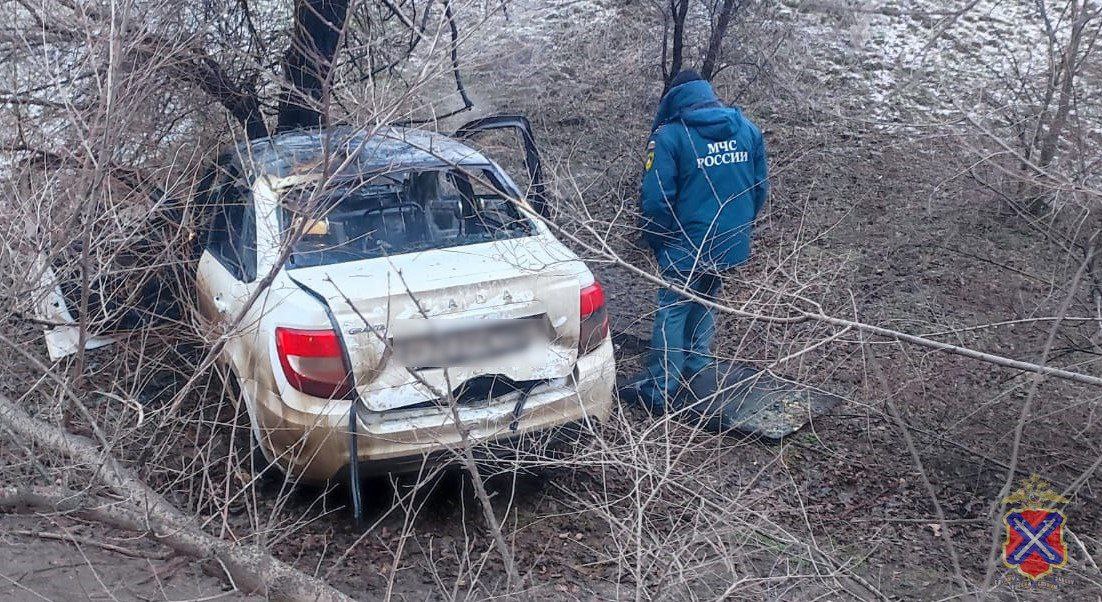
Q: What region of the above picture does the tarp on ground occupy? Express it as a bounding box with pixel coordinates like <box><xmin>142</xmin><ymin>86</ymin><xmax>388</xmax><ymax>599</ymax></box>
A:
<box><xmin>671</xmin><ymin>361</ymin><xmax>842</xmax><ymax>440</ymax></box>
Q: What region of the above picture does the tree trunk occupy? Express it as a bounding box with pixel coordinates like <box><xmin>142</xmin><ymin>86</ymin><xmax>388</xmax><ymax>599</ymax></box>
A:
<box><xmin>700</xmin><ymin>0</ymin><xmax>740</xmax><ymax>81</ymax></box>
<box><xmin>1026</xmin><ymin>0</ymin><xmax>1088</xmax><ymax>213</ymax></box>
<box><xmin>664</xmin><ymin>0</ymin><xmax>690</xmax><ymax>91</ymax></box>
<box><xmin>277</xmin><ymin>0</ymin><xmax>351</xmax><ymax>132</ymax></box>
<box><xmin>1036</xmin><ymin>0</ymin><xmax>1086</xmax><ymax>168</ymax></box>
<box><xmin>0</xmin><ymin>393</ymin><xmax>351</xmax><ymax>602</ymax></box>
<box><xmin>0</xmin><ymin>486</ymin><xmax>353</xmax><ymax>602</ymax></box>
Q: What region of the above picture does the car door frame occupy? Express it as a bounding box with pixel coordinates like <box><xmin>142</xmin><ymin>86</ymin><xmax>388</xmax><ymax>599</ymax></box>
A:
<box><xmin>195</xmin><ymin>156</ymin><xmax>259</xmax><ymax>358</ymax></box>
<box><xmin>453</xmin><ymin>115</ymin><xmax>550</xmax><ymax>219</ymax></box>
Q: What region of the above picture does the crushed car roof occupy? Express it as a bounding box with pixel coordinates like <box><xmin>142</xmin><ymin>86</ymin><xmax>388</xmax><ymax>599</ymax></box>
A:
<box><xmin>226</xmin><ymin>125</ymin><xmax>491</xmax><ymax>179</ymax></box>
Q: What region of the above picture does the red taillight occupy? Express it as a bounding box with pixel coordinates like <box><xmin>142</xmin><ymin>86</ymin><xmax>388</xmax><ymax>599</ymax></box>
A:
<box><xmin>275</xmin><ymin>327</ymin><xmax>353</xmax><ymax>399</ymax></box>
<box><xmin>579</xmin><ymin>280</ymin><xmax>609</xmax><ymax>355</ymax></box>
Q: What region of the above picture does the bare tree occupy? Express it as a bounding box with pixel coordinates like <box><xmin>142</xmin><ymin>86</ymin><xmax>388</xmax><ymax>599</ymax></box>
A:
<box><xmin>277</xmin><ymin>0</ymin><xmax>352</xmax><ymax>132</ymax></box>
<box><xmin>658</xmin><ymin>0</ymin><xmax>742</xmax><ymax>89</ymax></box>
<box><xmin>700</xmin><ymin>0</ymin><xmax>740</xmax><ymax>81</ymax></box>
<box><xmin>0</xmin><ymin>0</ymin><xmax>493</xmax><ymax>597</ymax></box>
<box><xmin>661</xmin><ymin>0</ymin><xmax>691</xmax><ymax>88</ymax></box>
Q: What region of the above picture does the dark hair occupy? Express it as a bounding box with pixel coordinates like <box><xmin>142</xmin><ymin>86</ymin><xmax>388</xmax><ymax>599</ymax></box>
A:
<box><xmin>668</xmin><ymin>69</ymin><xmax>704</xmax><ymax>88</ymax></box>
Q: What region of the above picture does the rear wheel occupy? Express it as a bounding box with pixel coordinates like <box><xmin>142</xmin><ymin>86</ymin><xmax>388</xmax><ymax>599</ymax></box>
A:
<box><xmin>225</xmin><ymin>372</ymin><xmax>285</xmax><ymax>485</ymax></box>
<box><xmin>248</xmin><ymin>429</ymin><xmax>285</xmax><ymax>485</ymax></box>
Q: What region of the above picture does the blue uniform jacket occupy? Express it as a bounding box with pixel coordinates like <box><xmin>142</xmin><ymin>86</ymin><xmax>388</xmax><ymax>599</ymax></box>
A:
<box><xmin>640</xmin><ymin>80</ymin><xmax>768</xmax><ymax>273</ymax></box>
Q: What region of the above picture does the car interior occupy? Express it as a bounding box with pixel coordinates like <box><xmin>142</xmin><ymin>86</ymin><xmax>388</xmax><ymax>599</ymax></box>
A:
<box><xmin>284</xmin><ymin>167</ymin><xmax>531</xmax><ymax>268</ymax></box>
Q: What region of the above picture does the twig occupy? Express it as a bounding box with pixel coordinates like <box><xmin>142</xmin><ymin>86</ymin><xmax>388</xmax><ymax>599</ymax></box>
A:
<box><xmin>861</xmin><ymin>336</ymin><xmax>970</xmax><ymax>597</ymax></box>
<box><xmin>8</xmin><ymin>530</ymin><xmax>170</xmax><ymax>560</ymax></box>
<box><xmin>981</xmin><ymin>238</ymin><xmax>1095</xmax><ymax>591</ymax></box>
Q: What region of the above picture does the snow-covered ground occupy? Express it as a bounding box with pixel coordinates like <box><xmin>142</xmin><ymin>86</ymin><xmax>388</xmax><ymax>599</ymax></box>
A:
<box><xmin>777</xmin><ymin>0</ymin><xmax>1055</xmax><ymax>125</ymax></box>
<box><xmin>458</xmin><ymin>0</ymin><xmax>1089</xmax><ymax>133</ymax></box>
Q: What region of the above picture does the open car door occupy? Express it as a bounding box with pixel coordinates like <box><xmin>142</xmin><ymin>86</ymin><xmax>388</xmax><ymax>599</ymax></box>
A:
<box><xmin>30</xmin><ymin>174</ymin><xmax>195</xmax><ymax>360</ymax></box>
<box><xmin>35</xmin><ymin>242</ymin><xmax>185</xmax><ymax>361</ymax></box>
<box><xmin>453</xmin><ymin>115</ymin><xmax>550</xmax><ymax>219</ymax></box>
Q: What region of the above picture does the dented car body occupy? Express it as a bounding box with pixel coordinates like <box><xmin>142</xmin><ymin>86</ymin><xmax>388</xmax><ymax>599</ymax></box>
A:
<box><xmin>190</xmin><ymin>119</ymin><xmax>614</xmax><ymax>483</ymax></box>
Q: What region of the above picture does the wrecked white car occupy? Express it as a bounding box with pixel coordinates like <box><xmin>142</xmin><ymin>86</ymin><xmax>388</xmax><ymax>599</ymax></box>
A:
<box><xmin>45</xmin><ymin>117</ymin><xmax>616</xmax><ymax>486</ymax></box>
<box><xmin>202</xmin><ymin>118</ymin><xmax>615</xmax><ymax>484</ymax></box>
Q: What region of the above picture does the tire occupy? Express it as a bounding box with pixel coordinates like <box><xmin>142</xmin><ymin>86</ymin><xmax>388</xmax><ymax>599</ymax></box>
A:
<box><xmin>225</xmin><ymin>372</ymin><xmax>285</xmax><ymax>486</ymax></box>
<box><xmin>248</xmin><ymin>429</ymin><xmax>285</xmax><ymax>485</ymax></box>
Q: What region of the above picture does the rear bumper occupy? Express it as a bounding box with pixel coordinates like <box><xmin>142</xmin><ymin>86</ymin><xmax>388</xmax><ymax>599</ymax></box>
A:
<box><xmin>252</xmin><ymin>337</ymin><xmax>616</xmax><ymax>483</ymax></box>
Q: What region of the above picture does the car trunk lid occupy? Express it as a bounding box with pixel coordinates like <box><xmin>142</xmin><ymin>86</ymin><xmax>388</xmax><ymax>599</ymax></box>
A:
<box><xmin>286</xmin><ymin>236</ymin><xmax>583</xmax><ymax>411</ymax></box>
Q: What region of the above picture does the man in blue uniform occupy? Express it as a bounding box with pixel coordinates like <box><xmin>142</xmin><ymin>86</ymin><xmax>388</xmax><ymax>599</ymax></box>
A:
<box><xmin>631</xmin><ymin>70</ymin><xmax>769</xmax><ymax>411</ymax></box>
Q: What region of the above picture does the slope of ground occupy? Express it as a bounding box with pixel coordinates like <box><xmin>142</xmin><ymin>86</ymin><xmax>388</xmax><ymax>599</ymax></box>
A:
<box><xmin>2</xmin><ymin>0</ymin><xmax>1100</xmax><ymax>599</ymax></box>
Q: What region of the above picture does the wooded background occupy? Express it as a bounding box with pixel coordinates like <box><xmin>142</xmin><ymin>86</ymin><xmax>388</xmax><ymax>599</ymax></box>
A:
<box><xmin>1</xmin><ymin>0</ymin><xmax>1100</xmax><ymax>599</ymax></box>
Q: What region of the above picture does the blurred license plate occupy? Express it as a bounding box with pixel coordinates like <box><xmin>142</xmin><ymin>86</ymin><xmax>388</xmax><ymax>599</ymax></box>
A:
<box><xmin>393</xmin><ymin>318</ymin><xmax>545</xmax><ymax>368</ymax></box>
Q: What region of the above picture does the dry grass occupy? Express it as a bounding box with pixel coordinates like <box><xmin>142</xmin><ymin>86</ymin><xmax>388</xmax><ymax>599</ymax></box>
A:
<box><xmin>1</xmin><ymin>0</ymin><xmax>1101</xmax><ymax>600</ymax></box>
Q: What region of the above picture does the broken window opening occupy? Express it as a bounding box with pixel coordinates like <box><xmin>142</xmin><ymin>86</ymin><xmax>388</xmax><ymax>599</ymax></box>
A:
<box><xmin>281</xmin><ymin>166</ymin><xmax>533</xmax><ymax>269</ymax></box>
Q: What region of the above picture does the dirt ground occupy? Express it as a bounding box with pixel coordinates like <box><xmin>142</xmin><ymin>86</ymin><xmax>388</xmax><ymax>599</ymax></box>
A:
<box><xmin>2</xmin><ymin>0</ymin><xmax>1101</xmax><ymax>600</ymax></box>
<box><xmin>0</xmin><ymin>514</ymin><xmax>257</xmax><ymax>601</ymax></box>
<box><xmin>15</xmin><ymin>119</ymin><xmax>1087</xmax><ymax>599</ymax></box>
